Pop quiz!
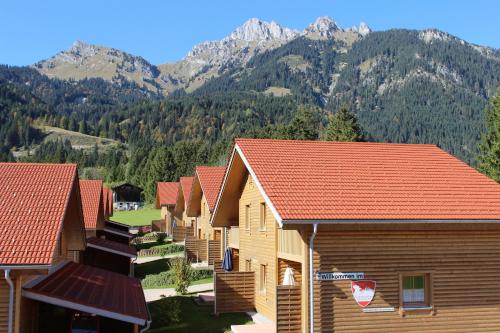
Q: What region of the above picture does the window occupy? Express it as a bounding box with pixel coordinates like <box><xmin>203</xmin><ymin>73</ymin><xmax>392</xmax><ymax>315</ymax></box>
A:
<box><xmin>260</xmin><ymin>264</ymin><xmax>267</xmax><ymax>294</ymax></box>
<box><xmin>245</xmin><ymin>204</ymin><xmax>251</xmax><ymax>231</ymax></box>
<box><xmin>245</xmin><ymin>259</ymin><xmax>252</xmax><ymax>272</ymax></box>
<box><xmin>401</xmin><ymin>274</ymin><xmax>431</xmax><ymax>307</ymax></box>
<box><xmin>259</xmin><ymin>202</ymin><xmax>266</xmax><ymax>231</ymax></box>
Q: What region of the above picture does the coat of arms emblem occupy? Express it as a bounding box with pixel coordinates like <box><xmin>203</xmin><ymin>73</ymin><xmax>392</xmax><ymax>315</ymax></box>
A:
<box><xmin>351</xmin><ymin>280</ymin><xmax>376</xmax><ymax>307</ymax></box>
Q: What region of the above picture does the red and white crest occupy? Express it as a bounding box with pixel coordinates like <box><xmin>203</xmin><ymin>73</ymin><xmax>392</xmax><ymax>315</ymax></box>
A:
<box><xmin>351</xmin><ymin>280</ymin><xmax>376</xmax><ymax>307</ymax></box>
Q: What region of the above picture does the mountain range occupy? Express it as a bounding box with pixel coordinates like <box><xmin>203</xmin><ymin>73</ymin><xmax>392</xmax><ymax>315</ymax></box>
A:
<box><xmin>1</xmin><ymin>16</ymin><xmax>500</xmax><ymax>167</ymax></box>
<box><xmin>33</xmin><ymin>17</ymin><xmax>372</xmax><ymax>95</ymax></box>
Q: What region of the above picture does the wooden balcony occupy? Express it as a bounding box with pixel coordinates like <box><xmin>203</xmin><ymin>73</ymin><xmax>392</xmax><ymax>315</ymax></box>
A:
<box><xmin>277</xmin><ymin>229</ymin><xmax>303</xmax><ymax>262</ymax></box>
<box><xmin>228</xmin><ymin>226</ymin><xmax>240</xmax><ymax>249</ymax></box>
<box><xmin>213</xmin><ymin>259</ymin><xmax>255</xmax><ymax>315</ymax></box>
<box><xmin>276</xmin><ymin>285</ymin><xmax>302</xmax><ymax>333</ymax></box>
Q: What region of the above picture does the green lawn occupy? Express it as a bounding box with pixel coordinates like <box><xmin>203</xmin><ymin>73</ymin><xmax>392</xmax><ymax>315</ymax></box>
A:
<box><xmin>148</xmin><ymin>296</ymin><xmax>253</xmax><ymax>333</ymax></box>
<box><xmin>111</xmin><ymin>207</ymin><xmax>161</xmax><ymax>226</ymax></box>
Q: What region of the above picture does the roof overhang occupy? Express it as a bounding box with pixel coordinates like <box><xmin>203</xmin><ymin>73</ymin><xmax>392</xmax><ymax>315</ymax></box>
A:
<box><xmin>104</xmin><ymin>227</ymin><xmax>133</xmax><ymax>238</ymax></box>
<box><xmin>210</xmin><ymin>144</ymin><xmax>283</xmax><ymax>228</ymax></box>
<box><xmin>186</xmin><ymin>173</ymin><xmax>202</xmax><ymax>217</ymax></box>
<box><xmin>86</xmin><ymin>242</ymin><xmax>137</xmax><ymax>259</ymax></box>
<box><xmin>283</xmin><ymin>219</ymin><xmax>500</xmax><ymax>225</ymax></box>
<box><xmin>22</xmin><ymin>262</ymin><xmax>148</xmax><ymax>326</ymax></box>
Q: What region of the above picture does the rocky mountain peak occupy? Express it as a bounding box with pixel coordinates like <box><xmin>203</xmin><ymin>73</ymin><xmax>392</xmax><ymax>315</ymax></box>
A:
<box><xmin>227</xmin><ymin>18</ymin><xmax>299</xmax><ymax>42</ymax></box>
<box><xmin>349</xmin><ymin>22</ymin><xmax>371</xmax><ymax>36</ymax></box>
<box><xmin>304</xmin><ymin>16</ymin><xmax>341</xmax><ymax>38</ymax></box>
<box><xmin>66</xmin><ymin>40</ymin><xmax>99</xmax><ymax>58</ymax></box>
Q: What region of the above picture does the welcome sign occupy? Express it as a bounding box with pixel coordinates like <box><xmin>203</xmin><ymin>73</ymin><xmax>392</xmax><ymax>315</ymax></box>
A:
<box><xmin>315</xmin><ymin>272</ymin><xmax>365</xmax><ymax>281</ymax></box>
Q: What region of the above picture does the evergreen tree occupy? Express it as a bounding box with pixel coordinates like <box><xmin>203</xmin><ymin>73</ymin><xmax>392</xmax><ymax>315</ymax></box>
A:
<box><xmin>78</xmin><ymin>120</ymin><xmax>88</xmax><ymax>134</ymax></box>
<box><xmin>325</xmin><ymin>107</ymin><xmax>364</xmax><ymax>142</ymax></box>
<box><xmin>285</xmin><ymin>105</ymin><xmax>319</xmax><ymax>140</ymax></box>
<box><xmin>478</xmin><ymin>93</ymin><xmax>500</xmax><ymax>182</ymax></box>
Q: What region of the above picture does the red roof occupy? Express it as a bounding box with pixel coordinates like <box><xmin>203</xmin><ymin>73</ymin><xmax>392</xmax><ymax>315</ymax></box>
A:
<box><xmin>196</xmin><ymin>166</ymin><xmax>226</xmax><ymax>211</ymax></box>
<box><xmin>156</xmin><ymin>182</ymin><xmax>179</xmax><ymax>208</ymax></box>
<box><xmin>232</xmin><ymin>139</ymin><xmax>500</xmax><ymax>221</ymax></box>
<box><xmin>79</xmin><ymin>180</ymin><xmax>103</xmax><ymax>230</ymax></box>
<box><xmin>87</xmin><ymin>237</ymin><xmax>137</xmax><ymax>257</ymax></box>
<box><xmin>179</xmin><ymin>176</ymin><xmax>194</xmax><ymax>209</ymax></box>
<box><xmin>23</xmin><ymin>261</ymin><xmax>148</xmax><ymax>325</ymax></box>
<box><xmin>0</xmin><ymin>163</ymin><xmax>80</xmax><ymax>265</ymax></box>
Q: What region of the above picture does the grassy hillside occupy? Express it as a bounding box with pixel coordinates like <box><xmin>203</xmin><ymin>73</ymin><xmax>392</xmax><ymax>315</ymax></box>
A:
<box><xmin>40</xmin><ymin>125</ymin><xmax>121</xmax><ymax>150</ymax></box>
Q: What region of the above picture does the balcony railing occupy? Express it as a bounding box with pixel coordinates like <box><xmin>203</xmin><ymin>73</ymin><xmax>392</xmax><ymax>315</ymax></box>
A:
<box><xmin>228</xmin><ymin>226</ymin><xmax>239</xmax><ymax>249</ymax></box>
<box><xmin>278</xmin><ymin>228</ymin><xmax>303</xmax><ymax>262</ymax></box>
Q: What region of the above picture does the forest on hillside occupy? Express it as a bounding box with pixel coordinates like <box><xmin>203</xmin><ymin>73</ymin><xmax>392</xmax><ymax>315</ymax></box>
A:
<box><xmin>1</xmin><ymin>28</ymin><xmax>499</xmax><ymax>201</ymax></box>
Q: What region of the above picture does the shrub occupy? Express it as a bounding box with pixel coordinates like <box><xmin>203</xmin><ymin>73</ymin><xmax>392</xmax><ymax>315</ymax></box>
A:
<box><xmin>156</xmin><ymin>232</ymin><xmax>168</xmax><ymax>242</ymax></box>
<box><xmin>191</xmin><ymin>268</ymin><xmax>213</xmax><ymax>281</ymax></box>
<box><xmin>158</xmin><ymin>244</ymin><xmax>184</xmax><ymax>257</ymax></box>
<box><xmin>170</xmin><ymin>258</ymin><xmax>192</xmax><ymax>295</ymax></box>
<box><xmin>140</xmin><ymin>265</ymin><xmax>212</xmax><ymax>289</ymax></box>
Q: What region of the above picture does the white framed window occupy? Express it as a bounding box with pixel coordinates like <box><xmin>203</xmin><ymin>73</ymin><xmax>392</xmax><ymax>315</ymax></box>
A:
<box><xmin>260</xmin><ymin>264</ymin><xmax>267</xmax><ymax>294</ymax></box>
<box><xmin>259</xmin><ymin>202</ymin><xmax>266</xmax><ymax>231</ymax></box>
<box><xmin>400</xmin><ymin>273</ymin><xmax>431</xmax><ymax>308</ymax></box>
<box><xmin>245</xmin><ymin>204</ymin><xmax>251</xmax><ymax>231</ymax></box>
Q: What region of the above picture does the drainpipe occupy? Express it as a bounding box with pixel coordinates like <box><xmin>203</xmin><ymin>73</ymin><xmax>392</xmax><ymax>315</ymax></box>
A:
<box><xmin>309</xmin><ymin>223</ymin><xmax>318</xmax><ymax>333</ymax></box>
<box><xmin>4</xmin><ymin>269</ymin><xmax>14</xmax><ymax>333</ymax></box>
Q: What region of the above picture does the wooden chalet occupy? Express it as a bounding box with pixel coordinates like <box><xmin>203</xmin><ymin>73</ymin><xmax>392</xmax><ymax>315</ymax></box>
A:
<box><xmin>112</xmin><ymin>183</ymin><xmax>143</xmax><ymax>211</ymax></box>
<box><xmin>154</xmin><ymin>182</ymin><xmax>179</xmax><ymax>234</ymax></box>
<box><xmin>102</xmin><ymin>185</ymin><xmax>113</xmax><ymax>220</ymax></box>
<box><xmin>211</xmin><ymin>139</ymin><xmax>500</xmax><ymax>333</ymax></box>
<box><xmin>172</xmin><ymin>176</ymin><xmax>195</xmax><ymax>242</ymax></box>
<box><xmin>0</xmin><ymin>163</ymin><xmax>149</xmax><ymax>333</ymax></box>
<box><xmin>102</xmin><ymin>220</ymin><xmax>134</xmax><ymax>245</ymax></box>
<box><xmin>79</xmin><ymin>180</ymin><xmax>105</xmax><ymax>238</ymax></box>
<box><xmin>185</xmin><ymin>166</ymin><xmax>226</xmax><ymax>264</ymax></box>
<box><xmin>80</xmin><ymin>180</ymin><xmax>137</xmax><ymax>276</ymax></box>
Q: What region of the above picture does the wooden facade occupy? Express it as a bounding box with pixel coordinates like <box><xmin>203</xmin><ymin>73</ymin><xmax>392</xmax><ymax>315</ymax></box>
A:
<box><xmin>210</xmin><ymin>142</ymin><xmax>500</xmax><ymax>333</ymax></box>
<box><xmin>0</xmin><ymin>175</ymin><xmax>86</xmax><ymax>333</ymax></box>
<box><xmin>214</xmin><ymin>270</ymin><xmax>255</xmax><ymax>315</ymax></box>
<box><xmin>302</xmin><ymin>223</ymin><xmax>500</xmax><ymax>333</ymax></box>
<box><xmin>276</xmin><ymin>286</ymin><xmax>302</xmax><ymax>333</ymax></box>
<box><xmin>237</xmin><ymin>174</ymin><xmax>280</xmax><ymax>321</ymax></box>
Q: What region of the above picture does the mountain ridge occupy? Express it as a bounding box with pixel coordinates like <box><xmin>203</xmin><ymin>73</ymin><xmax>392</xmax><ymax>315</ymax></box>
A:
<box><xmin>32</xmin><ymin>16</ymin><xmax>372</xmax><ymax>94</ymax></box>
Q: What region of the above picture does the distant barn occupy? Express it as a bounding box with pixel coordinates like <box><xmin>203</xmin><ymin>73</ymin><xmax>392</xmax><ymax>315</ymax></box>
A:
<box><xmin>112</xmin><ymin>183</ymin><xmax>143</xmax><ymax>210</ymax></box>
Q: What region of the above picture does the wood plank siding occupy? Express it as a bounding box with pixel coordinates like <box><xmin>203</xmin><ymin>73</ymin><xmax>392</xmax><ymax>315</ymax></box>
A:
<box><xmin>307</xmin><ymin>224</ymin><xmax>500</xmax><ymax>333</ymax></box>
<box><xmin>0</xmin><ymin>278</ymin><xmax>14</xmax><ymax>333</ymax></box>
<box><xmin>208</xmin><ymin>239</ymin><xmax>222</xmax><ymax>265</ymax></box>
<box><xmin>214</xmin><ymin>271</ymin><xmax>255</xmax><ymax>314</ymax></box>
<box><xmin>238</xmin><ymin>174</ymin><xmax>277</xmax><ymax>321</ymax></box>
<box><xmin>276</xmin><ymin>286</ymin><xmax>302</xmax><ymax>333</ymax></box>
<box><xmin>185</xmin><ymin>237</ymin><xmax>208</xmax><ymax>262</ymax></box>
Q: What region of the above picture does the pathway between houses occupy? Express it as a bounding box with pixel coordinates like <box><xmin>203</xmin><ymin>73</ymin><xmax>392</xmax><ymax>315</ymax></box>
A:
<box><xmin>143</xmin><ymin>282</ymin><xmax>214</xmax><ymax>302</ymax></box>
<box><xmin>135</xmin><ymin>252</ymin><xmax>183</xmax><ymax>264</ymax></box>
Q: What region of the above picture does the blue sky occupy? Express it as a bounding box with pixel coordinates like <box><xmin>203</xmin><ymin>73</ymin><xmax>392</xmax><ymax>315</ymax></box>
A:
<box><xmin>1</xmin><ymin>0</ymin><xmax>499</xmax><ymax>66</ymax></box>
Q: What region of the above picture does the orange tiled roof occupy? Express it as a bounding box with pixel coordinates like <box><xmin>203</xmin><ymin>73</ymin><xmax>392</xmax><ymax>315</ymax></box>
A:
<box><xmin>234</xmin><ymin>139</ymin><xmax>500</xmax><ymax>221</ymax></box>
<box><xmin>180</xmin><ymin>176</ymin><xmax>194</xmax><ymax>209</ymax></box>
<box><xmin>196</xmin><ymin>166</ymin><xmax>226</xmax><ymax>211</ymax></box>
<box><xmin>156</xmin><ymin>182</ymin><xmax>179</xmax><ymax>208</ymax></box>
<box><xmin>0</xmin><ymin>163</ymin><xmax>80</xmax><ymax>265</ymax></box>
<box><xmin>79</xmin><ymin>180</ymin><xmax>103</xmax><ymax>229</ymax></box>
